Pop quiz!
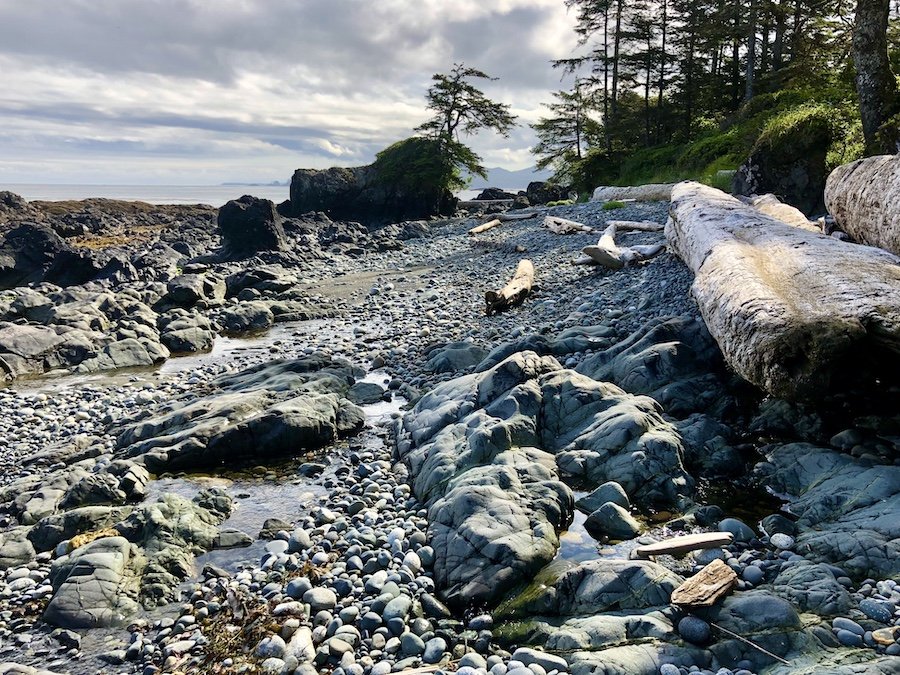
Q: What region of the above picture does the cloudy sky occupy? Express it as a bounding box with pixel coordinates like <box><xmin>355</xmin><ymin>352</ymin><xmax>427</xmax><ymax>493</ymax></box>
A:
<box><xmin>0</xmin><ymin>0</ymin><xmax>581</xmax><ymax>185</ymax></box>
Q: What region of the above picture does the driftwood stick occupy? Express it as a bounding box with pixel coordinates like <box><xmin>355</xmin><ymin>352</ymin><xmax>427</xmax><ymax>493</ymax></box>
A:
<box><xmin>486</xmin><ymin>259</ymin><xmax>534</xmax><ymax>315</ymax></box>
<box><xmin>633</xmin><ymin>532</ymin><xmax>734</xmax><ymax>558</ymax></box>
<box><xmin>607</xmin><ymin>219</ymin><xmax>665</xmax><ymax>232</ymax></box>
<box><xmin>710</xmin><ymin>622</ymin><xmax>791</xmax><ymax>666</ymax></box>
<box><xmin>497</xmin><ymin>212</ymin><xmax>537</xmax><ymax>222</ymax></box>
<box><xmin>468</xmin><ymin>218</ymin><xmax>502</xmax><ymax>235</ymax></box>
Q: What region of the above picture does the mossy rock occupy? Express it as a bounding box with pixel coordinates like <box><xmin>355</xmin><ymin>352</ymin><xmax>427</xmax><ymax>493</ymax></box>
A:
<box><xmin>733</xmin><ymin>103</ymin><xmax>853</xmax><ymax>215</ymax></box>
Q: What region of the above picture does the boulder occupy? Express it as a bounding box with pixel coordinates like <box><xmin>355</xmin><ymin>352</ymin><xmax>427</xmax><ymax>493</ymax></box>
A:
<box><xmin>398</xmin><ymin>351</ymin><xmax>691</xmax><ymax>609</ymax></box>
<box><xmin>0</xmin><ymin>222</ymin><xmax>106</xmax><ymax>289</ymax></box>
<box><xmin>217</xmin><ymin>195</ymin><xmax>287</xmax><ymax>258</ymax></box>
<box><xmin>425</xmin><ymin>342</ymin><xmax>489</xmax><ymax>373</ymax></box>
<box><xmin>499</xmin><ymin>559</ymin><xmax>682</xmax><ymax>617</ymax></box>
<box><xmin>540</xmin><ymin>370</ymin><xmax>691</xmax><ymax>505</ymax></box>
<box><xmin>398</xmin><ymin>352</ymin><xmax>573</xmax><ymax>609</ymax></box>
<box><xmin>577</xmin><ymin>315</ymin><xmax>735</xmax><ymax>417</ymax></box>
<box><xmin>0</xmin><ymin>323</ymin><xmax>97</xmax><ymax>381</ymax></box>
<box><xmin>44</xmin><ymin>536</ymin><xmax>144</xmax><ymax>628</ymax></box>
<box><xmin>771</xmin><ymin>561</ymin><xmax>852</xmax><ymax>615</ymax></box>
<box><xmin>473</xmin><ymin>188</ymin><xmax>517</xmax><ymax>201</ymax></box>
<box><xmin>115</xmin><ymin>355</ymin><xmax>363</xmax><ymax>472</ymax></box>
<box><xmin>290</xmin><ymin>150</ymin><xmax>456</xmax><ymax>226</ymax></box>
<box><xmin>526</xmin><ymin>182</ymin><xmax>570</xmax><ymax>205</ymax></box>
<box><xmin>758</xmin><ymin>443</ymin><xmax>900</xmax><ymax>578</ymax></box>
<box><xmin>165</xmin><ymin>273</ymin><xmax>226</xmax><ymax>306</ymax></box>
<box><xmin>733</xmin><ymin>109</ymin><xmax>833</xmax><ymax>215</ymax></box>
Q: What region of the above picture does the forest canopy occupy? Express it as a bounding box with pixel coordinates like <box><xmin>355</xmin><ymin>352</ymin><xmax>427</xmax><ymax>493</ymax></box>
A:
<box><xmin>532</xmin><ymin>0</ymin><xmax>900</xmax><ymax>195</ymax></box>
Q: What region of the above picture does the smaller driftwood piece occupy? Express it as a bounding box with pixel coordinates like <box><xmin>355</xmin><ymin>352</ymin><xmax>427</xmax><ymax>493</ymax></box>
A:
<box><xmin>486</xmin><ymin>259</ymin><xmax>534</xmax><ymax>315</ymax></box>
<box><xmin>543</xmin><ymin>216</ymin><xmax>593</xmax><ymax>234</ymax></box>
<box><xmin>577</xmin><ymin>223</ymin><xmax>665</xmax><ymax>268</ymax></box>
<box><xmin>633</xmin><ymin>532</ymin><xmax>734</xmax><ymax>559</ymax></box>
<box><xmin>670</xmin><ymin>559</ymin><xmax>738</xmax><ymax>608</ymax></box>
<box><xmin>606</xmin><ymin>219</ymin><xmax>665</xmax><ymax>232</ymax></box>
<box><xmin>468</xmin><ymin>219</ymin><xmax>503</xmax><ymax>235</ymax></box>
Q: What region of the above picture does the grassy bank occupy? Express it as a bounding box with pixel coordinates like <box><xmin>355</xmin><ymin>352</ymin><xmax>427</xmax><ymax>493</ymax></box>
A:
<box><xmin>570</xmin><ymin>90</ymin><xmax>863</xmax><ymax>195</ymax></box>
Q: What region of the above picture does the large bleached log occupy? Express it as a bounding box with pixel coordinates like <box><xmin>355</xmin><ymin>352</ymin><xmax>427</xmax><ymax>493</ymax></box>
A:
<box><xmin>825</xmin><ymin>155</ymin><xmax>900</xmax><ymax>255</ymax></box>
<box><xmin>592</xmin><ymin>183</ymin><xmax>675</xmax><ymax>202</ymax></box>
<box><xmin>485</xmin><ymin>259</ymin><xmax>534</xmax><ymax>315</ymax></box>
<box><xmin>667</xmin><ymin>181</ymin><xmax>900</xmax><ymax>400</ymax></box>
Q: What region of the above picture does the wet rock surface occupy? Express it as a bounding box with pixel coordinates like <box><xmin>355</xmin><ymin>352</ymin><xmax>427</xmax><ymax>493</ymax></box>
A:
<box><xmin>0</xmin><ymin>193</ymin><xmax>895</xmax><ymax>675</ymax></box>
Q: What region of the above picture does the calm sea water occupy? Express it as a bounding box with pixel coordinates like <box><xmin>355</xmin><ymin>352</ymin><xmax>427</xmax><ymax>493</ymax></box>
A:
<box><xmin>2</xmin><ymin>184</ymin><xmax>519</xmax><ymax>206</ymax></box>
<box><xmin>2</xmin><ymin>184</ymin><xmax>291</xmax><ymax>206</ymax></box>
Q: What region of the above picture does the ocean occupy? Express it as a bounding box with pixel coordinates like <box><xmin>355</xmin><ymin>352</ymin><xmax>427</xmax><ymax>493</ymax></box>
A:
<box><xmin>1</xmin><ymin>184</ymin><xmax>292</xmax><ymax>206</ymax></box>
<box><xmin>1</xmin><ymin>184</ymin><xmax>519</xmax><ymax>207</ymax></box>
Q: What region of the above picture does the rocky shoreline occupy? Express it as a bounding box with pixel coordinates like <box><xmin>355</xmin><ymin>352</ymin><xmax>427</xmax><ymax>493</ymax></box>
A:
<box><xmin>0</xmin><ymin>191</ymin><xmax>897</xmax><ymax>675</ymax></box>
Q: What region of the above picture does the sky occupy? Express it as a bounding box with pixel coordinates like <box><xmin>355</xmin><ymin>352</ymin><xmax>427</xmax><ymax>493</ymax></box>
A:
<box><xmin>0</xmin><ymin>0</ymin><xmax>581</xmax><ymax>185</ymax></box>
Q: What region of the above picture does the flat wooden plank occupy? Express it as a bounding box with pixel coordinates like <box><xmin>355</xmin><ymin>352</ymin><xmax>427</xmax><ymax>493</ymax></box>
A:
<box><xmin>633</xmin><ymin>532</ymin><xmax>734</xmax><ymax>558</ymax></box>
<box><xmin>671</xmin><ymin>558</ymin><xmax>738</xmax><ymax>607</ymax></box>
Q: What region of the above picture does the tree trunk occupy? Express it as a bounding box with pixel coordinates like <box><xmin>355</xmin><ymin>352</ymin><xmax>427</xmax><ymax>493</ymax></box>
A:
<box><xmin>772</xmin><ymin>3</ymin><xmax>785</xmax><ymax>70</ymax></box>
<box><xmin>657</xmin><ymin>0</ymin><xmax>668</xmax><ymax>144</ymax></box>
<box><xmin>604</xmin><ymin>7</ymin><xmax>612</xmax><ymax>154</ymax></box>
<box><xmin>667</xmin><ymin>181</ymin><xmax>900</xmax><ymax>400</ymax></box>
<box><xmin>611</xmin><ymin>0</ymin><xmax>624</xmax><ymax>130</ymax></box>
<box><xmin>746</xmin><ymin>0</ymin><xmax>758</xmax><ymax>101</ymax></box>
<box><xmin>853</xmin><ymin>0</ymin><xmax>899</xmax><ymax>154</ymax></box>
<box><xmin>825</xmin><ymin>154</ymin><xmax>900</xmax><ymax>254</ymax></box>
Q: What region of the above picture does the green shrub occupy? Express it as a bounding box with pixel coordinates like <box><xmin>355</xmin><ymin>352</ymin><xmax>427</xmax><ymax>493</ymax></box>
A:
<box><xmin>602</xmin><ymin>200</ymin><xmax>626</xmax><ymax>210</ymax></box>
<box><xmin>373</xmin><ymin>136</ymin><xmax>460</xmax><ymax>193</ymax></box>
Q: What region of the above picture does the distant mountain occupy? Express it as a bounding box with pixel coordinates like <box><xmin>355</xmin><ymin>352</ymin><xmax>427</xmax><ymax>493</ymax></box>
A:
<box><xmin>221</xmin><ymin>180</ymin><xmax>288</xmax><ymax>187</ymax></box>
<box><xmin>467</xmin><ymin>167</ymin><xmax>553</xmax><ymax>191</ymax></box>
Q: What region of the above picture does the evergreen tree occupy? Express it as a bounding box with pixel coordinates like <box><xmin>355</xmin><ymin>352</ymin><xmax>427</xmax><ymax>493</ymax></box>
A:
<box><xmin>416</xmin><ymin>63</ymin><xmax>517</xmax><ymax>179</ymax></box>
<box><xmin>531</xmin><ymin>84</ymin><xmax>601</xmax><ymax>182</ymax></box>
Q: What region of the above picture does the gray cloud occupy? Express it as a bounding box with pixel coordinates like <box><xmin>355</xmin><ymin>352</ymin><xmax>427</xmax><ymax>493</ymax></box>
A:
<box><xmin>0</xmin><ymin>0</ymin><xmax>579</xmax><ymax>184</ymax></box>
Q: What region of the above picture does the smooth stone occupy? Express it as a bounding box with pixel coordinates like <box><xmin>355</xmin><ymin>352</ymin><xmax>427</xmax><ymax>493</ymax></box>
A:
<box><xmin>422</xmin><ymin>637</ymin><xmax>447</xmax><ymax>664</ymax></box>
<box><xmin>678</xmin><ymin>616</ymin><xmax>711</xmax><ymax>645</ymax></box>
<box><xmin>835</xmin><ymin>629</ymin><xmax>864</xmax><ymax>647</ymax></box>
<box><xmin>769</xmin><ymin>533</ymin><xmax>794</xmax><ymax>549</ymax></box>
<box><xmin>718</xmin><ymin>518</ymin><xmax>755</xmax><ymax>543</ymax></box>
<box><xmin>859</xmin><ymin>598</ymin><xmax>894</xmax><ymax>624</ymax></box>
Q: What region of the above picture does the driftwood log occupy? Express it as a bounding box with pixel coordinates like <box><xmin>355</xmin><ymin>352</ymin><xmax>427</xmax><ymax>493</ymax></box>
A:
<box><xmin>592</xmin><ymin>183</ymin><xmax>675</xmax><ymax>202</ymax></box>
<box><xmin>825</xmin><ymin>155</ymin><xmax>900</xmax><ymax>255</ymax></box>
<box><xmin>578</xmin><ymin>223</ymin><xmax>665</xmax><ymax>268</ymax></box>
<box><xmin>468</xmin><ymin>219</ymin><xmax>502</xmax><ymax>235</ymax></box>
<box><xmin>668</xmin><ymin>181</ymin><xmax>900</xmax><ymax>400</ymax></box>
<box><xmin>485</xmin><ymin>259</ymin><xmax>534</xmax><ymax>315</ymax></box>
<box><xmin>543</xmin><ymin>216</ymin><xmax>593</xmax><ymax>234</ymax></box>
<box><xmin>747</xmin><ymin>194</ymin><xmax>820</xmax><ymax>232</ymax></box>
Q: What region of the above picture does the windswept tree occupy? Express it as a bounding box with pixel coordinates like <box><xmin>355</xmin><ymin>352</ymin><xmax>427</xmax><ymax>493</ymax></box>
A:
<box><xmin>531</xmin><ymin>85</ymin><xmax>601</xmax><ymax>182</ymax></box>
<box><xmin>416</xmin><ymin>63</ymin><xmax>517</xmax><ymax>180</ymax></box>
